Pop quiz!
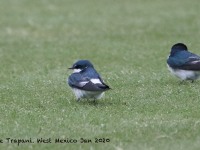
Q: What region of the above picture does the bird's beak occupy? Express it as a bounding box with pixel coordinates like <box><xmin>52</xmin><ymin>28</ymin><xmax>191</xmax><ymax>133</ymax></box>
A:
<box><xmin>68</xmin><ymin>67</ymin><xmax>74</xmax><ymax>69</ymax></box>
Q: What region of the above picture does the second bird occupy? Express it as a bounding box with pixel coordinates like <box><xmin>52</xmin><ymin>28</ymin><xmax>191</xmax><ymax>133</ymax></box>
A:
<box><xmin>167</xmin><ymin>43</ymin><xmax>200</xmax><ymax>82</ymax></box>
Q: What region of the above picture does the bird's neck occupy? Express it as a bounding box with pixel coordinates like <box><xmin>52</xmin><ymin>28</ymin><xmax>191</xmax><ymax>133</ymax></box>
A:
<box><xmin>73</xmin><ymin>69</ymin><xmax>82</xmax><ymax>73</ymax></box>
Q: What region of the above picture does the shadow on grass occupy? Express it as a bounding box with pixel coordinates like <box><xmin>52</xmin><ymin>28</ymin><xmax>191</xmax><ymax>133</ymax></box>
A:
<box><xmin>178</xmin><ymin>80</ymin><xmax>199</xmax><ymax>86</ymax></box>
<box><xmin>77</xmin><ymin>99</ymin><xmax>114</xmax><ymax>107</ymax></box>
<box><xmin>68</xmin><ymin>99</ymin><xmax>131</xmax><ymax>109</ymax></box>
<box><xmin>162</xmin><ymin>78</ymin><xmax>200</xmax><ymax>86</ymax></box>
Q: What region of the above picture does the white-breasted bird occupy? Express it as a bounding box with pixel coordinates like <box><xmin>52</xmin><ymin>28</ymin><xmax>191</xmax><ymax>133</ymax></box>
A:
<box><xmin>167</xmin><ymin>43</ymin><xmax>200</xmax><ymax>82</ymax></box>
<box><xmin>68</xmin><ymin>60</ymin><xmax>110</xmax><ymax>101</ymax></box>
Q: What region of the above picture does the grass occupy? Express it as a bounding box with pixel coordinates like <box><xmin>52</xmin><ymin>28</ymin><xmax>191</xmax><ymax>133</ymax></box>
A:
<box><xmin>1</xmin><ymin>0</ymin><xmax>200</xmax><ymax>149</ymax></box>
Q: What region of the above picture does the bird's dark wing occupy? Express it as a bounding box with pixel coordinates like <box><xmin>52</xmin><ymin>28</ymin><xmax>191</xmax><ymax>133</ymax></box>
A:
<box><xmin>68</xmin><ymin>73</ymin><xmax>110</xmax><ymax>91</ymax></box>
<box><xmin>97</xmin><ymin>76</ymin><xmax>111</xmax><ymax>90</ymax></box>
<box><xmin>68</xmin><ymin>73</ymin><xmax>88</xmax><ymax>88</ymax></box>
<box><xmin>81</xmin><ymin>80</ymin><xmax>110</xmax><ymax>91</ymax></box>
<box><xmin>178</xmin><ymin>56</ymin><xmax>200</xmax><ymax>70</ymax></box>
<box><xmin>167</xmin><ymin>51</ymin><xmax>200</xmax><ymax>71</ymax></box>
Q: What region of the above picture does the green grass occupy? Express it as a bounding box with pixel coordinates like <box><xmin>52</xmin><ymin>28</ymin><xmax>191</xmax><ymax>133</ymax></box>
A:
<box><xmin>1</xmin><ymin>0</ymin><xmax>200</xmax><ymax>149</ymax></box>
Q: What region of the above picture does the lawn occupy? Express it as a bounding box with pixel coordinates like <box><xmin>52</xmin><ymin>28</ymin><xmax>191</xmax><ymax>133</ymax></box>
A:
<box><xmin>1</xmin><ymin>0</ymin><xmax>200</xmax><ymax>149</ymax></box>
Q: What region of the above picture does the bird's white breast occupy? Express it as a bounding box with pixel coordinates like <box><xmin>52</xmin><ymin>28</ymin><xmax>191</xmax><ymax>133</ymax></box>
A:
<box><xmin>72</xmin><ymin>88</ymin><xmax>104</xmax><ymax>100</ymax></box>
<box><xmin>167</xmin><ymin>64</ymin><xmax>200</xmax><ymax>80</ymax></box>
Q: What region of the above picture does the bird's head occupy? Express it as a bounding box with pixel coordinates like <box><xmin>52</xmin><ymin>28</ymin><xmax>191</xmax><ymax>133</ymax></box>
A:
<box><xmin>69</xmin><ymin>60</ymin><xmax>94</xmax><ymax>73</ymax></box>
<box><xmin>170</xmin><ymin>43</ymin><xmax>188</xmax><ymax>56</ymax></box>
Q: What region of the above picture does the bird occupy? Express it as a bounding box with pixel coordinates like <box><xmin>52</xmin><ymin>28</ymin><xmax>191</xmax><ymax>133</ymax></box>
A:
<box><xmin>67</xmin><ymin>60</ymin><xmax>110</xmax><ymax>101</ymax></box>
<box><xmin>167</xmin><ymin>43</ymin><xmax>200</xmax><ymax>82</ymax></box>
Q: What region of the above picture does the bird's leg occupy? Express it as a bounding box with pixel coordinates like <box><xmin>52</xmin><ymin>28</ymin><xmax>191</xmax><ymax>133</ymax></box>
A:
<box><xmin>93</xmin><ymin>99</ymin><xmax>98</xmax><ymax>105</ymax></box>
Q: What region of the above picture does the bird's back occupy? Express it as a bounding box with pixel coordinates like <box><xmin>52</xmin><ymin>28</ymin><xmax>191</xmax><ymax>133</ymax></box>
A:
<box><xmin>168</xmin><ymin>51</ymin><xmax>198</xmax><ymax>67</ymax></box>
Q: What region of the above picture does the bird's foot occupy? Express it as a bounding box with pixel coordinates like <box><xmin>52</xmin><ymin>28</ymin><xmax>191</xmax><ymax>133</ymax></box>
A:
<box><xmin>93</xmin><ymin>99</ymin><xmax>98</xmax><ymax>105</ymax></box>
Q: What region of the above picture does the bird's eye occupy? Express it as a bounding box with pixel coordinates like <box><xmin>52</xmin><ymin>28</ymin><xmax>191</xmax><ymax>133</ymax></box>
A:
<box><xmin>74</xmin><ymin>65</ymin><xmax>81</xmax><ymax>69</ymax></box>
